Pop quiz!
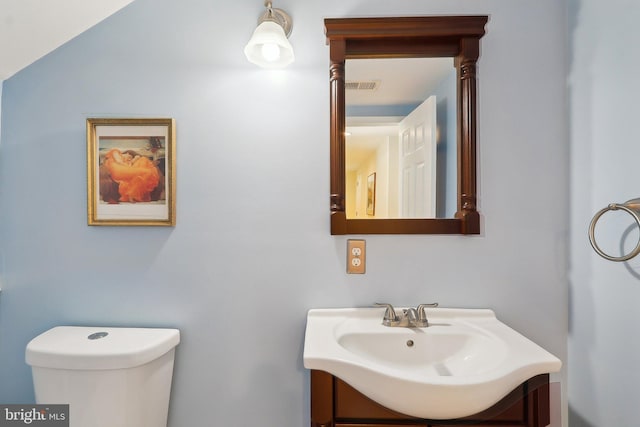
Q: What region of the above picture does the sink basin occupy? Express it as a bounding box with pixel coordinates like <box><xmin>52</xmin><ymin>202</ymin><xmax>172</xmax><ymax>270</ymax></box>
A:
<box><xmin>303</xmin><ymin>307</ymin><xmax>561</xmax><ymax>420</ymax></box>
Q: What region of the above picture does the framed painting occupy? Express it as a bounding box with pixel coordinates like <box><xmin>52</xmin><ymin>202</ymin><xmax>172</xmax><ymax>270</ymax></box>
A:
<box><xmin>87</xmin><ymin>118</ymin><xmax>176</xmax><ymax>226</ymax></box>
<box><xmin>366</xmin><ymin>172</ymin><xmax>376</xmax><ymax>216</ymax></box>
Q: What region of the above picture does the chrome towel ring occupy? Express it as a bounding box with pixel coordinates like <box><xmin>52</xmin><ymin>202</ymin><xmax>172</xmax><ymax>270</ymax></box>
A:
<box><xmin>589</xmin><ymin>198</ymin><xmax>640</xmax><ymax>262</ymax></box>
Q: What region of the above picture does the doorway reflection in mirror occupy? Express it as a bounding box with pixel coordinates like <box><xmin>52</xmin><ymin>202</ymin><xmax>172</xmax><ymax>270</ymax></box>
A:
<box><xmin>345</xmin><ymin>57</ymin><xmax>456</xmax><ymax>219</ymax></box>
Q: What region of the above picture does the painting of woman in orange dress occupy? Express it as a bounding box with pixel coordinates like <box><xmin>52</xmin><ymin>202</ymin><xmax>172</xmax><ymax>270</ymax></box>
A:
<box><xmin>98</xmin><ymin>137</ymin><xmax>165</xmax><ymax>205</ymax></box>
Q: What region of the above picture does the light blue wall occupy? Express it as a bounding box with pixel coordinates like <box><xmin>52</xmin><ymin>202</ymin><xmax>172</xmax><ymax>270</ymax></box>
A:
<box><xmin>0</xmin><ymin>82</ymin><xmax>2</xmax><ymax>148</ymax></box>
<box><xmin>569</xmin><ymin>0</ymin><xmax>640</xmax><ymax>425</ymax></box>
<box><xmin>0</xmin><ymin>0</ymin><xmax>568</xmax><ymax>425</ymax></box>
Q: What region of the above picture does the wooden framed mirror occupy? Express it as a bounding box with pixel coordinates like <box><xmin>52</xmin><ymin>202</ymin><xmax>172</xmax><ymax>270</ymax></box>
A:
<box><xmin>325</xmin><ymin>16</ymin><xmax>488</xmax><ymax>235</ymax></box>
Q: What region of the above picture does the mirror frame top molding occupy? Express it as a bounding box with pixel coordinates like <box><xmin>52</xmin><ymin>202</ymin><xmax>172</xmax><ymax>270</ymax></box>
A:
<box><xmin>325</xmin><ymin>16</ymin><xmax>488</xmax><ymax>235</ymax></box>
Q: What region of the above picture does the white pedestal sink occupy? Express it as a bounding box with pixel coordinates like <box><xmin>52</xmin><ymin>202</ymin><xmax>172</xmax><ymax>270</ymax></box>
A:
<box><xmin>303</xmin><ymin>307</ymin><xmax>561</xmax><ymax>420</ymax></box>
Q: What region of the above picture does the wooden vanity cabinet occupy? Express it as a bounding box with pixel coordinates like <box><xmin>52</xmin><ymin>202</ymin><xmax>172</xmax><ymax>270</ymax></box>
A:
<box><xmin>310</xmin><ymin>370</ymin><xmax>550</xmax><ymax>427</ymax></box>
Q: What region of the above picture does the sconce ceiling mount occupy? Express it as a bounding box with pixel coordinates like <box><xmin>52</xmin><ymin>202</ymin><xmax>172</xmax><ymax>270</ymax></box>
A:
<box><xmin>244</xmin><ymin>1</ymin><xmax>294</xmax><ymax>68</ymax></box>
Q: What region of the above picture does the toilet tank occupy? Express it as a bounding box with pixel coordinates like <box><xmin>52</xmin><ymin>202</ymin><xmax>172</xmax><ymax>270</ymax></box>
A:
<box><xmin>26</xmin><ymin>326</ymin><xmax>180</xmax><ymax>427</ymax></box>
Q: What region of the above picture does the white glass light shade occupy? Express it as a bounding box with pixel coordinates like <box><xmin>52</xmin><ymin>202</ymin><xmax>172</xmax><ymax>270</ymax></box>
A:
<box><xmin>244</xmin><ymin>21</ymin><xmax>294</xmax><ymax>69</ymax></box>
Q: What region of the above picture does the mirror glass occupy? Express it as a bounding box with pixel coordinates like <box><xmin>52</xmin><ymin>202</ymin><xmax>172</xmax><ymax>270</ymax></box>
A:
<box><xmin>345</xmin><ymin>57</ymin><xmax>456</xmax><ymax>219</ymax></box>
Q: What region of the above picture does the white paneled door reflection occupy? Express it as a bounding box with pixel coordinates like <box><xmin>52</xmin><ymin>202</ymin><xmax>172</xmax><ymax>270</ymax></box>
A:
<box><xmin>399</xmin><ymin>95</ymin><xmax>437</xmax><ymax>218</ymax></box>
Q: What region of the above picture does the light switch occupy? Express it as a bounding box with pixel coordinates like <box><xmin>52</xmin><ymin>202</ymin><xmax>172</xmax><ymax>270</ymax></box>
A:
<box><xmin>347</xmin><ymin>239</ymin><xmax>366</xmax><ymax>274</ymax></box>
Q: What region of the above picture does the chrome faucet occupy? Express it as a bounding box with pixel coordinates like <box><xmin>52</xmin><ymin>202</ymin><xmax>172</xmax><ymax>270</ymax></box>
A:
<box><xmin>405</xmin><ymin>307</ymin><xmax>419</xmax><ymax>325</ymax></box>
<box><xmin>375</xmin><ymin>302</ymin><xmax>438</xmax><ymax>327</ymax></box>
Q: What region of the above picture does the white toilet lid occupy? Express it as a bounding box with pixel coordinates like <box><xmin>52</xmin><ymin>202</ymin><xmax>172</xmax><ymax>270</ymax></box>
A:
<box><xmin>26</xmin><ymin>326</ymin><xmax>180</xmax><ymax>370</ymax></box>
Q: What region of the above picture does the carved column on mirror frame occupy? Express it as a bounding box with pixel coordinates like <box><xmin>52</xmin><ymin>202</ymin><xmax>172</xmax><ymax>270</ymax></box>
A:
<box><xmin>455</xmin><ymin>38</ymin><xmax>481</xmax><ymax>234</ymax></box>
<box><xmin>329</xmin><ymin>39</ymin><xmax>346</xmax><ymax>214</ymax></box>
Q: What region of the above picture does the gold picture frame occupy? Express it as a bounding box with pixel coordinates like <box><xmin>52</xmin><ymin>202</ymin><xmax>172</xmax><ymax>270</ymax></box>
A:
<box><xmin>87</xmin><ymin>118</ymin><xmax>176</xmax><ymax>226</ymax></box>
<box><xmin>366</xmin><ymin>172</ymin><xmax>376</xmax><ymax>216</ymax></box>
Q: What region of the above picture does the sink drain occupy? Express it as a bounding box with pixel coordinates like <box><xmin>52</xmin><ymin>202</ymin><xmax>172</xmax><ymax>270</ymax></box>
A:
<box><xmin>406</xmin><ymin>340</ymin><xmax>414</xmax><ymax>347</ymax></box>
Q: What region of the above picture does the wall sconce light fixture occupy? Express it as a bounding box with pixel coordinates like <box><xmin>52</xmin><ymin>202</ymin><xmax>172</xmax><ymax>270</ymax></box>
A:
<box><xmin>244</xmin><ymin>1</ymin><xmax>294</xmax><ymax>68</ymax></box>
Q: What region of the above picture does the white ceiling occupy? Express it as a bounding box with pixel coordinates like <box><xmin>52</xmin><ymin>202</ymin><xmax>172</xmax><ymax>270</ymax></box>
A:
<box><xmin>346</xmin><ymin>57</ymin><xmax>454</xmax><ymax>107</ymax></box>
<box><xmin>0</xmin><ymin>0</ymin><xmax>135</xmax><ymax>81</ymax></box>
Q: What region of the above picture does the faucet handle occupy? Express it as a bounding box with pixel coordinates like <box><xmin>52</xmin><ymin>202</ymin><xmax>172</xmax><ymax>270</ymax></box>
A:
<box><xmin>416</xmin><ymin>303</ymin><xmax>439</xmax><ymax>322</ymax></box>
<box><xmin>374</xmin><ymin>302</ymin><xmax>399</xmax><ymax>323</ymax></box>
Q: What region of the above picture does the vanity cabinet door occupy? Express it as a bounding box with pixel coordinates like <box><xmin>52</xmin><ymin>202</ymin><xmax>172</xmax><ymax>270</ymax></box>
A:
<box><xmin>334</xmin><ymin>377</ymin><xmax>528</xmax><ymax>425</ymax></box>
<box><xmin>337</xmin><ymin>425</ymin><xmax>425</xmax><ymax>427</ymax></box>
<box><xmin>430</xmin><ymin>425</ymin><xmax>521</xmax><ymax>427</ymax></box>
<box><xmin>310</xmin><ymin>370</ymin><xmax>550</xmax><ymax>427</ymax></box>
<box><xmin>334</xmin><ymin>378</ymin><xmax>411</xmax><ymax>420</ymax></box>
